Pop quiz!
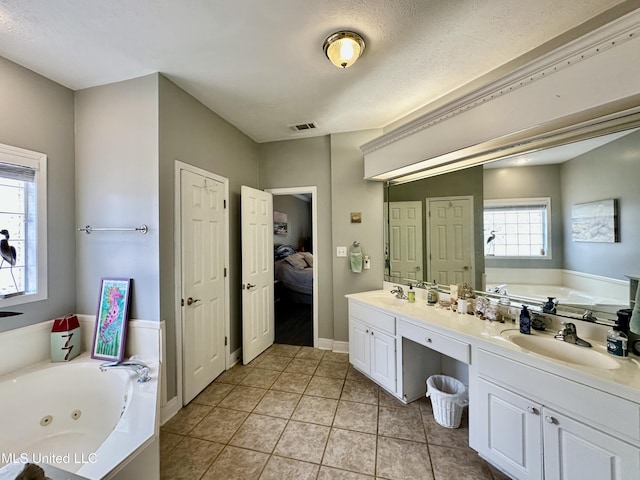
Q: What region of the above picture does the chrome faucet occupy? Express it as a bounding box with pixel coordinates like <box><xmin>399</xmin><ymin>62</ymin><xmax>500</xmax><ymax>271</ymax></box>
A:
<box><xmin>554</xmin><ymin>322</ymin><xmax>592</xmax><ymax>348</ymax></box>
<box><xmin>390</xmin><ymin>285</ymin><xmax>407</xmax><ymax>299</ymax></box>
<box><xmin>582</xmin><ymin>310</ymin><xmax>598</xmax><ymax>322</ymax></box>
<box><xmin>100</xmin><ymin>356</ymin><xmax>152</xmax><ymax>383</ymax></box>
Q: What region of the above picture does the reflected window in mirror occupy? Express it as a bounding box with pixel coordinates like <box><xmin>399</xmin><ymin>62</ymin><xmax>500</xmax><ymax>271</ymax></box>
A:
<box><xmin>484</xmin><ymin>198</ymin><xmax>550</xmax><ymax>258</ymax></box>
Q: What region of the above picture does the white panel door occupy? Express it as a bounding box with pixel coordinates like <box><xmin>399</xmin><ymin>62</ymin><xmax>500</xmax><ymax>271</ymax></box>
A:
<box><xmin>241</xmin><ymin>186</ymin><xmax>274</xmax><ymax>365</ymax></box>
<box><xmin>384</xmin><ymin>201</ymin><xmax>423</xmax><ymax>282</ymax></box>
<box><xmin>349</xmin><ymin>318</ymin><xmax>370</xmax><ymax>374</ymax></box>
<box><xmin>181</xmin><ymin>170</ymin><xmax>226</xmax><ymax>404</ymax></box>
<box><xmin>370</xmin><ymin>329</ymin><xmax>396</xmax><ymax>393</ymax></box>
<box><xmin>427</xmin><ymin>197</ymin><xmax>474</xmax><ymax>286</ymax></box>
<box><xmin>543</xmin><ymin>408</ymin><xmax>640</xmax><ymax>480</ymax></box>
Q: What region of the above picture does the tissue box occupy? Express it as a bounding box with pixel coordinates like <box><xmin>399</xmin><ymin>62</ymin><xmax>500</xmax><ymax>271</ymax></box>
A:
<box><xmin>51</xmin><ymin>314</ymin><xmax>81</xmax><ymax>362</ymax></box>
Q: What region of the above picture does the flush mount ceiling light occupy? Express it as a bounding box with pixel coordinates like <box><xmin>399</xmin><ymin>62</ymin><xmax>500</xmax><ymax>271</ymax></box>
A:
<box><xmin>323</xmin><ymin>31</ymin><xmax>365</xmax><ymax>68</ymax></box>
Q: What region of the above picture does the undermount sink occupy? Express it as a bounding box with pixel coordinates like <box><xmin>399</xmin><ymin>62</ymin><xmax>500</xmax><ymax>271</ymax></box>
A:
<box><xmin>365</xmin><ymin>292</ymin><xmax>407</xmax><ymax>308</ymax></box>
<box><xmin>500</xmin><ymin>329</ymin><xmax>621</xmax><ymax>370</ymax></box>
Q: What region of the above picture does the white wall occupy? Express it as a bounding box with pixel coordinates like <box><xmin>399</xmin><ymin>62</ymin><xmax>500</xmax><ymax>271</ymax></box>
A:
<box><xmin>74</xmin><ymin>75</ymin><xmax>160</xmax><ymax>321</ymax></box>
<box><xmin>0</xmin><ymin>56</ymin><xmax>76</xmax><ymax>332</ymax></box>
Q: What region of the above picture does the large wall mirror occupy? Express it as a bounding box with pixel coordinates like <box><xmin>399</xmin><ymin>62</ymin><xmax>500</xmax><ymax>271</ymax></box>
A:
<box><xmin>384</xmin><ymin>118</ymin><xmax>640</xmax><ymax>320</ymax></box>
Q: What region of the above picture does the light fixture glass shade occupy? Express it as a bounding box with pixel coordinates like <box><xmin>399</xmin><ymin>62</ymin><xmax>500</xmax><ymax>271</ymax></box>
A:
<box><xmin>323</xmin><ymin>31</ymin><xmax>365</xmax><ymax>68</ymax></box>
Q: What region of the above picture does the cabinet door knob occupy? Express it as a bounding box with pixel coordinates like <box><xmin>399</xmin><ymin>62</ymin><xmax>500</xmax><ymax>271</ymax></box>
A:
<box><xmin>526</xmin><ymin>406</ymin><xmax>538</xmax><ymax>415</ymax></box>
<box><xmin>426</xmin><ymin>338</ymin><xmax>432</xmax><ymax>343</ymax></box>
<box><xmin>545</xmin><ymin>415</ymin><xmax>556</xmax><ymax>424</ymax></box>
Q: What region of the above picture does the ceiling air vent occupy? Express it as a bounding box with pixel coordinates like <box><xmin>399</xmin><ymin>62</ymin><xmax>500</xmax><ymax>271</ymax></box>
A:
<box><xmin>288</xmin><ymin>122</ymin><xmax>318</xmax><ymax>133</ymax></box>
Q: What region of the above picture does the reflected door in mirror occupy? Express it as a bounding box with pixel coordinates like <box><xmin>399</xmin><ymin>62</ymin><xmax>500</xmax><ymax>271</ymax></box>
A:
<box><xmin>385</xmin><ymin>201</ymin><xmax>423</xmax><ymax>282</ymax></box>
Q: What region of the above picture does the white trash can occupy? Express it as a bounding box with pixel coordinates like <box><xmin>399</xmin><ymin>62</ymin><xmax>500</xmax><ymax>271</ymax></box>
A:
<box><xmin>426</xmin><ymin>375</ymin><xmax>469</xmax><ymax>429</ymax></box>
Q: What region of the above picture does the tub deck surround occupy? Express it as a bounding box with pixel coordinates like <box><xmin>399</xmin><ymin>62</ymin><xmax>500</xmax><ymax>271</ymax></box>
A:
<box><xmin>346</xmin><ymin>289</ymin><xmax>640</xmax><ymax>403</ymax></box>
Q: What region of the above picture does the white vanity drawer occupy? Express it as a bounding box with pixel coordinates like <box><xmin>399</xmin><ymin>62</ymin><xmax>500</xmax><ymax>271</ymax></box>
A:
<box><xmin>477</xmin><ymin>348</ymin><xmax>640</xmax><ymax>443</ymax></box>
<box><xmin>349</xmin><ymin>302</ymin><xmax>395</xmax><ymax>335</ymax></box>
<box><xmin>398</xmin><ymin>319</ymin><xmax>470</xmax><ymax>364</ymax></box>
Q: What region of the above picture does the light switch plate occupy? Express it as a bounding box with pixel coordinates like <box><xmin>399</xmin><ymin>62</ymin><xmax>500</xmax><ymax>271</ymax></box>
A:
<box><xmin>336</xmin><ymin>246</ymin><xmax>347</xmax><ymax>257</ymax></box>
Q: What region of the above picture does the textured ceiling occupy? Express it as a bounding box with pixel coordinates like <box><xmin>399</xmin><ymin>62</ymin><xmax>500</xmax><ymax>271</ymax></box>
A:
<box><xmin>0</xmin><ymin>0</ymin><xmax>627</xmax><ymax>143</ymax></box>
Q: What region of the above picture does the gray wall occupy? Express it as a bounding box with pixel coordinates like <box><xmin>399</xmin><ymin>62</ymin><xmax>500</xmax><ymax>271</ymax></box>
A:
<box><xmin>258</xmin><ymin>136</ymin><xmax>334</xmax><ymax>339</ymax></box>
<box><xmin>484</xmin><ymin>164</ymin><xmax>564</xmax><ymax>269</ymax></box>
<box><xmin>0</xmin><ymin>57</ymin><xmax>76</xmax><ymax>332</ymax></box>
<box><xmin>75</xmin><ymin>75</ymin><xmax>160</xmax><ymax>321</ymax></box>
<box><xmin>273</xmin><ymin>196</ymin><xmax>311</xmax><ymax>250</ymax></box>
<box><xmin>561</xmin><ymin>130</ymin><xmax>640</xmax><ymax>280</ymax></box>
<box><xmin>159</xmin><ymin>75</ymin><xmax>260</xmax><ymax>399</ymax></box>
<box><xmin>330</xmin><ymin>130</ymin><xmax>384</xmax><ymax>342</ymax></box>
<box><xmin>388</xmin><ymin>167</ymin><xmax>485</xmax><ymax>289</ymax></box>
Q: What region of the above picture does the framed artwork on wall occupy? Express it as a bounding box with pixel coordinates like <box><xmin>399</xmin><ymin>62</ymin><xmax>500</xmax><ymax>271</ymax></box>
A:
<box><xmin>571</xmin><ymin>198</ymin><xmax>618</xmax><ymax>243</ymax></box>
<box><xmin>91</xmin><ymin>277</ymin><xmax>132</xmax><ymax>362</ymax></box>
<box><xmin>274</xmin><ymin>210</ymin><xmax>288</xmax><ymax>236</ymax></box>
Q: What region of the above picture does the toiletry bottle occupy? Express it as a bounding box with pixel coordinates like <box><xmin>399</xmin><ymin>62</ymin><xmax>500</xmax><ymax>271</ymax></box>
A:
<box><xmin>519</xmin><ymin>305</ymin><xmax>531</xmax><ymax>334</ymax></box>
<box><xmin>607</xmin><ymin>309</ymin><xmax>630</xmax><ymax>357</ymax></box>
<box><xmin>407</xmin><ymin>284</ymin><xmax>415</xmax><ymax>303</ymax></box>
<box><xmin>427</xmin><ymin>280</ymin><xmax>438</xmax><ymax>305</ymax></box>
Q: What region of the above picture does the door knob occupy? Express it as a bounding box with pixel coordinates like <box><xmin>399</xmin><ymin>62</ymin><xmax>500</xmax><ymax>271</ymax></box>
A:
<box><xmin>244</xmin><ymin>283</ymin><xmax>256</xmax><ymax>290</ymax></box>
<box><xmin>186</xmin><ymin>297</ymin><xmax>201</xmax><ymax>306</ymax></box>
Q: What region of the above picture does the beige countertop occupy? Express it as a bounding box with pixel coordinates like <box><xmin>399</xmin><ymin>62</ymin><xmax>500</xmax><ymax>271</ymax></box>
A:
<box><xmin>346</xmin><ymin>289</ymin><xmax>640</xmax><ymax>403</ymax></box>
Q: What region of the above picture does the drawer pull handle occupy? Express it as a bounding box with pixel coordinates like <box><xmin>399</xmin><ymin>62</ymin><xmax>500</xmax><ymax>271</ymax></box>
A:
<box><xmin>545</xmin><ymin>415</ymin><xmax>556</xmax><ymax>424</ymax></box>
<box><xmin>426</xmin><ymin>338</ymin><xmax>432</xmax><ymax>343</ymax></box>
<box><xmin>526</xmin><ymin>406</ymin><xmax>538</xmax><ymax>415</ymax></box>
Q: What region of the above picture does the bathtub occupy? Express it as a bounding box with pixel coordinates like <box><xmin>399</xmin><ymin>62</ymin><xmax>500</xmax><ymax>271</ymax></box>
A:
<box><xmin>0</xmin><ymin>353</ymin><xmax>159</xmax><ymax>480</ymax></box>
<box><xmin>487</xmin><ymin>283</ymin><xmax>624</xmax><ymax>309</ymax></box>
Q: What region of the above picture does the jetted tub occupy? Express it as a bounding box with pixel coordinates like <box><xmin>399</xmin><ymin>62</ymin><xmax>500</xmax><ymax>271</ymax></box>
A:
<box><xmin>0</xmin><ymin>353</ymin><xmax>158</xmax><ymax>479</ymax></box>
<box><xmin>487</xmin><ymin>283</ymin><xmax>624</xmax><ymax>309</ymax></box>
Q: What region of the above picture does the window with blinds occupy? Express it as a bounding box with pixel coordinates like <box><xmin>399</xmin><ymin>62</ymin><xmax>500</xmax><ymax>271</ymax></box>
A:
<box><xmin>483</xmin><ymin>198</ymin><xmax>551</xmax><ymax>258</ymax></box>
<box><xmin>0</xmin><ymin>143</ymin><xmax>47</xmax><ymax>304</ymax></box>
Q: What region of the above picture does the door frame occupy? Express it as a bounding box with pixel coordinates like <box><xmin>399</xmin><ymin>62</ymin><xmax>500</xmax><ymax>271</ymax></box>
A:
<box><xmin>266</xmin><ymin>186</ymin><xmax>319</xmax><ymax>347</ymax></box>
<box><xmin>425</xmin><ymin>195</ymin><xmax>475</xmax><ymax>287</ymax></box>
<box><xmin>174</xmin><ymin>160</ymin><xmax>230</xmax><ymax>408</ymax></box>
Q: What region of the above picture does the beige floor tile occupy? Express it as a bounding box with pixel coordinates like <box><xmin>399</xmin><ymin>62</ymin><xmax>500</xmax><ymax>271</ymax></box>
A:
<box><xmin>423</xmin><ymin>408</ymin><xmax>472</xmax><ymax>451</ymax></box>
<box><xmin>378</xmin><ymin>406</ymin><xmax>426</xmax><ymax>443</ymax></box>
<box><xmin>162</xmin><ymin>403</ymin><xmax>212</xmax><ymax>435</ymax></box>
<box><xmin>159</xmin><ymin>431</ymin><xmax>183</xmax><ymax>457</ymax></box>
<box><xmin>376</xmin><ymin>436</ymin><xmax>433</xmax><ymax>480</ymax></box>
<box><xmin>271</xmin><ymin>372</ymin><xmax>312</xmax><ymax>394</ymax></box>
<box><xmin>215</xmin><ymin>364</ymin><xmax>251</xmax><ymax>384</ymax></box>
<box><xmin>291</xmin><ymin>395</ymin><xmax>338</xmax><ymax>426</ymax></box>
<box><xmin>240</xmin><ymin>367</ymin><xmax>282</xmax><ymax>389</ymax></box>
<box><xmin>202</xmin><ymin>445</ymin><xmax>269</xmax><ymax>480</ymax></box>
<box><xmin>345</xmin><ymin>365</ymin><xmax>369</xmax><ymax>382</ymax></box>
<box><xmin>273</xmin><ymin>420</ymin><xmax>330</xmax><ymax>464</ymax></box>
<box><xmin>160</xmin><ymin>436</ymin><xmax>224</xmax><ymax>480</ymax></box>
<box><xmin>295</xmin><ymin>346</ymin><xmax>326</xmax><ymax>361</ymax></box>
<box><xmin>379</xmin><ymin>388</ymin><xmax>420</xmax><ymax>410</ymax></box>
<box><xmin>340</xmin><ymin>380</ymin><xmax>379</xmax><ymax>405</ymax></box>
<box><xmin>229</xmin><ymin>413</ymin><xmax>287</xmax><ymax>453</ymax></box>
<box><xmin>192</xmin><ymin>381</ymin><xmax>235</xmax><ymax>407</ymax></box>
<box><xmin>333</xmin><ymin>400</ymin><xmax>378</xmax><ymax>434</ymax></box>
<box><xmin>315</xmin><ymin>360</ymin><xmax>348</xmax><ymax>379</ymax></box>
<box><xmin>218</xmin><ymin>385</ymin><xmax>268</xmax><ymax>412</ymax></box>
<box><xmin>285</xmin><ymin>357</ymin><xmax>320</xmax><ymax>375</ymax></box>
<box><xmin>322</xmin><ymin>428</ymin><xmax>377</xmax><ymax>476</ymax></box>
<box><xmin>304</xmin><ymin>376</ymin><xmax>344</xmax><ymax>399</ymax></box>
<box><xmin>190</xmin><ymin>407</ymin><xmax>249</xmax><ymax>443</ymax></box>
<box><xmin>322</xmin><ymin>351</ymin><xmax>349</xmax><ymax>364</ymax></box>
<box><xmin>253</xmin><ymin>390</ymin><xmax>302</xmax><ymax>419</ymax></box>
<box><xmin>270</xmin><ymin>344</ymin><xmax>302</xmax><ymax>357</ymax></box>
<box><xmin>317</xmin><ymin>466</ymin><xmax>374</xmax><ymax>479</ymax></box>
<box><xmin>430</xmin><ymin>445</ymin><xmax>494</xmax><ymax>480</ymax></box>
<box><xmin>254</xmin><ymin>353</ymin><xmax>292</xmax><ymax>371</ymax></box>
<box><xmin>259</xmin><ymin>456</ymin><xmax>320</xmax><ymax>480</ymax></box>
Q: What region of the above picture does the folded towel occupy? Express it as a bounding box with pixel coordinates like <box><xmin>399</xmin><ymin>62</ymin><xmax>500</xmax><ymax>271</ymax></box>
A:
<box><xmin>630</xmin><ymin>283</ymin><xmax>640</xmax><ymax>335</ymax></box>
<box><xmin>350</xmin><ymin>252</ymin><xmax>363</xmax><ymax>273</ymax></box>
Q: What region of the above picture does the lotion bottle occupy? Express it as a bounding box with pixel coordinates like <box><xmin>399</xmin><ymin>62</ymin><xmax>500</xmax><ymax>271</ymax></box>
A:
<box><xmin>407</xmin><ymin>284</ymin><xmax>415</xmax><ymax>303</ymax></box>
<box><xmin>519</xmin><ymin>305</ymin><xmax>531</xmax><ymax>334</ymax></box>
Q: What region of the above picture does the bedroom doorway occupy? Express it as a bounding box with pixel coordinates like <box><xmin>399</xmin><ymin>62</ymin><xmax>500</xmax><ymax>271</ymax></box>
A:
<box><xmin>267</xmin><ymin>187</ymin><xmax>318</xmax><ymax>347</ymax></box>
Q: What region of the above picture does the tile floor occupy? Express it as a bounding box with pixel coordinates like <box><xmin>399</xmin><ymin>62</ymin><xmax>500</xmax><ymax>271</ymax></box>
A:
<box><xmin>161</xmin><ymin>344</ymin><xmax>511</xmax><ymax>480</ymax></box>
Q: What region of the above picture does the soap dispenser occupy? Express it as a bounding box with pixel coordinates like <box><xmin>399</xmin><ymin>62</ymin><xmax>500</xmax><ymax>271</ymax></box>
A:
<box><xmin>407</xmin><ymin>284</ymin><xmax>415</xmax><ymax>303</ymax></box>
<box><xmin>519</xmin><ymin>305</ymin><xmax>531</xmax><ymax>334</ymax></box>
<box><xmin>607</xmin><ymin>308</ymin><xmax>630</xmax><ymax>357</ymax></box>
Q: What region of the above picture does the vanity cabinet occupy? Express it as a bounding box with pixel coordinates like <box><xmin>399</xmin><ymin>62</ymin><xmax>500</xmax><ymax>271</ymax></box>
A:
<box><xmin>348</xmin><ymin>302</ymin><xmax>396</xmax><ymax>393</ymax></box>
<box><xmin>473</xmin><ymin>349</ymin><xmax>640</xmax><ymax>480</ymax></box>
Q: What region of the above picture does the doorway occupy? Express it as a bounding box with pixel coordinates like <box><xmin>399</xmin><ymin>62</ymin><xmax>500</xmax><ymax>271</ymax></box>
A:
<box><xmin>267</xmin><ymin>187</ymin><xmax>318</xmax><ymax>347</ymax></box>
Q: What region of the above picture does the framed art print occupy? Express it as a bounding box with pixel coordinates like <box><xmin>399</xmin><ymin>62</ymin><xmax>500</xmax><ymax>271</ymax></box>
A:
<box><xmin>91</xmin><ymin>277</ymin><xmax>132</xmax><ymax>361</ymax></box>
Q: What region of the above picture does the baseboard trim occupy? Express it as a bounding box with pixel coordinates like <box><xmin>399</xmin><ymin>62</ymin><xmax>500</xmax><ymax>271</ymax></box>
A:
<box><xmin>318</xmin><ymin>338</ymin><xmax>349</xmax><ymax>353</ymax></box>
<box><xmin>228</xmin><ymin>347</ymin><xmax>242</xmax><ymax>368</ymax></box>
<box><xmin>160</xmin><ymin>396</ymin><xmax>181</xmax><ymax>425</ymax></box>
